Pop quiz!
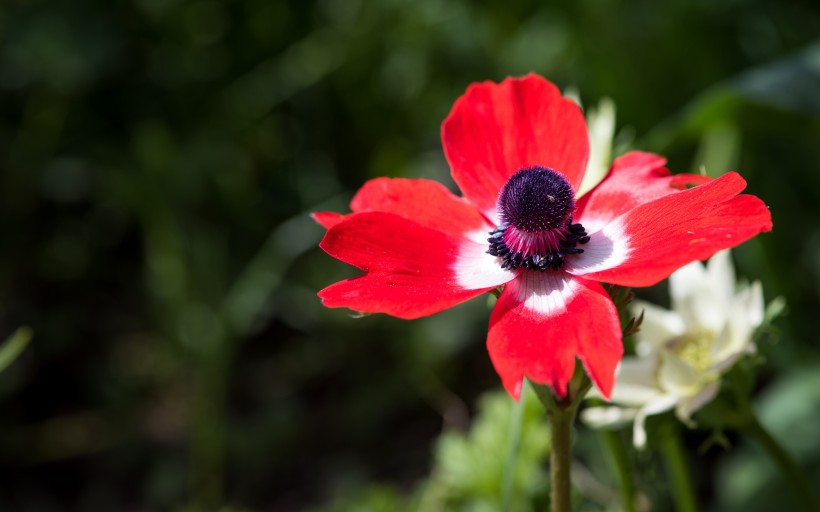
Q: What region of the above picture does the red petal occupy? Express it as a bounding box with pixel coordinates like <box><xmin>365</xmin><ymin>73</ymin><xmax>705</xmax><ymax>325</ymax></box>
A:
<box><xmin>319</xmin><ymin>212</ymin><xmax>514</xmax><ymax>319</ymax></box>
<box><xmin>570</xmin><ymin>172</ymin><xmax>773</xmax><ymax>287</ymax></box>
<box><xmin>312</xmin><ymin>211</ymin><xmax>346</xmax><ymax>230</ymax></box>
<box><xmin>487</xmin><ymin>272</ymin><xmax>622</xmax><ymax>400</ymax></box>
<box><xmin>311</xmin><ymin>178</ymin><xmax>492</xmax><ymax>236</ymax></box>
<box><xmin>442</xmin><ymin>74</ymin><xmax>589</xmax><ymax>221</ymax></box>
<box><xmin>576</xmin><ymin>151</ymin><xmax>711</xmax><ymax>231</ymax></box>
<box><xmin>350</xmin><ymin>177</ymin><xmax>491</xmax><ymax>237</ymax></box>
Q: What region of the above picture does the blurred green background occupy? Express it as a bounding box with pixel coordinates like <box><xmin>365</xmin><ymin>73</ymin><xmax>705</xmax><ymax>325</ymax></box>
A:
<box><xmin>1</xmin><ymin>0</ymin><xmax>819</xmax><ymax>510</ymax></box>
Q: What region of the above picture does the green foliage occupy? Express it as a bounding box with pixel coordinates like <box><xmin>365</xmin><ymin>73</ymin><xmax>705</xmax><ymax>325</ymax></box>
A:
<box><xmin>313</xmin><ymin>486</ymin><xmax>413</xmax><ymax>512</ymax></box>
<box><xmin>428</xmin><ymin>386</ymin><xmax>550</xmax><ymax>511</ymax></box>
<box><xmin>715</xmin><ymin>364</ymin><xmax>820</xmax><ymax>512</ymax></box>
<box><xmin>315</xmin><ymin>386</ymin><xmax>550</xmax><ymax>512</ymax></box>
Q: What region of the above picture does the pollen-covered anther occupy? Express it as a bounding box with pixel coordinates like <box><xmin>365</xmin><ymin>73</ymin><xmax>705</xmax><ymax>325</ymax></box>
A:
<box><xmin>487</xmin><ymin>166</ymin><xmax>589</xmax><ymax>271</ymax></box>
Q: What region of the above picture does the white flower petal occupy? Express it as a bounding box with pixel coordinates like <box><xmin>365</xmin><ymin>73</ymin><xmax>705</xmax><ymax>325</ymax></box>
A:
<box><xmin>603</xmin><ymin>357</ymin><xmax>665</xmax><ymax>406</ymax></box>
<box><xmin>710</xmin><ymin>282</ymin><xmax>763</xmax><ymax>364</ymax></box>
<box><xmin>633</xmin><ymin>394</ymin><xmax>679</xmax><ymax>448</ymax></box>
<box><xmin>675</xmin><ymin>381</ymin><xmax>720</xmax><ymax>426</ymax></box>
<box><xmin>581</xmin><ymin>405</ymin><xmax>638</xmax><ymax>429</ymax></box>
<box><xmin>668</xmin><ymin>259</ymin><xmax>707</xmax><ymax>306</ymax></box>
<box><xmin>706</xmin><ymin>249</ymin><xmax>735</xmax><ymax>309</ymax></box>
<box><xmin>669</xmin><ymin>259</ymin><xmax>725</xmax><ymax>333</ymax></box>
<box><xmin>577</xmin><ymin>97</ymin><xmax>616</xmax><ymax>198</ymax></box>
<box><xmin>745</xmin><ymin>280</ymin><xmax>765</xmax><ymax>328</ymax></box>
<box><xmin>710</xmin><ymin>327</ymin><xmax>753</xmax><ymax>370</ymax></box>
<box><xmin>632</xmin><ymin>300</ymin><xmax>686</xmax><ymax>356</ymax></box>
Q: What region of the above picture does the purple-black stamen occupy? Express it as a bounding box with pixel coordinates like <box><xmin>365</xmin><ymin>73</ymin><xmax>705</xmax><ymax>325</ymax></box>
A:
<box><xmin>487</xmin><ymin>166</ymin><xmax>589</xmax><ymax>272</ymax></box>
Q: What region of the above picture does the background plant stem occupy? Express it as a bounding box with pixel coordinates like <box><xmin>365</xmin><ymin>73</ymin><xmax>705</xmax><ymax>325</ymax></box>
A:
<box><xmin>743</xmin><ymin>413</ymin><xmax>820</xmax><ymax>512</ymax></box>
<box><xmin>599</xmin><ymin>429</ymin><xmax>636</xmax><ymax>512</ymax></box>
<box><xmin>658</xmin><ymin>423</ymin><xmax>697</xmax><ymax>512</ymax></box>
<box><xmin>501</xmin><ymin>389</ymin><xmax>526</xmax><ymax>511</ymax></box>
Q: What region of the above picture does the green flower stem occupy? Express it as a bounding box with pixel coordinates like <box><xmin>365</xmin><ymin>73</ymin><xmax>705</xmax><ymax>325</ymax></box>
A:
<box><xmin>743</xmin><ymin>413</ymin><xmax>820</xmax><ymax>512</ymax></box>
<box><xmin>599</xmin><ymin>429</ymin><xmax>636</xmax><ymax>512</ymax></box>
<box><xmin>532</xmin><ymin>368</ymin><xmax>592</xmax><ymax>512</ymax></box>
<box><xmin>549</xmin><ymin>403</ymin><xmax>575</xmax><ymax>512</ymax></box>
<box><xmin>502</xmin><ymin>388</ymin><xmax>526</xmax><ymax>511</ymax></box>
<box><xmin>658</xmin><ymin>423</ymin><xmax>697</xmax><ymax>512</ymax></box>
<box><xmin>190</xmin><ymin>350</ymin><xmax>229</xmax><ymax>510</ymax></box>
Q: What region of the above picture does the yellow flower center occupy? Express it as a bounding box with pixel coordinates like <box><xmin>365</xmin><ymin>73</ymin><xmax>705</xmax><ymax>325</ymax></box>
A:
<box><xmin>668</xmin><ymin>328</ymin><xmax>715</xmax><ymax>374</ymax></box>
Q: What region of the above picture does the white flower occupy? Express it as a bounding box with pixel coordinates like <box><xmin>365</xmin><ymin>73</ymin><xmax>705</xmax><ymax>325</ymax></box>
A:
<box><xmin>578</xmin><ymin>97</ymin><xmax>616</xmax><ymax>197</ymax></box>
<box><xmin>581</xmin><ymin>250</ymin><xmax>764</xmax><ymax>448</ymax></box>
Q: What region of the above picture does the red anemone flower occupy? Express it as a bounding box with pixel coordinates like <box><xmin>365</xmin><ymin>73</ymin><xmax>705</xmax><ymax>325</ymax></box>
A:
<box><xmin>313</xmin><ymin>74</ymin><xmax>772</xmax><ymax>400</ymax></box>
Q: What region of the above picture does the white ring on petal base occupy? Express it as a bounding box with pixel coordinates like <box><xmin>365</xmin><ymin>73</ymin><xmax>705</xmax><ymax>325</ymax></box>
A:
<box><xmin>574</xmin><ymin>215</ymin><xmax>608</xmax><ymax>235</ymax></box>
<box><xmin>565</xmin><ymin>218</ymin><xmax>630</xmax><ymax>276</ymax></box>
<box><xmin>463</xmin><ymin>228</ymin><xmax>491</xmax><ymax>245</ymax></box>
<box><xmin>513</xmin><ymin>271</ymin><xmax>579</xmax><ymax>315</ymax></box>
<box><xmin>453</xmin><ymin>234</ymin><xmax>518</xmax><ymax>290</ymax></box>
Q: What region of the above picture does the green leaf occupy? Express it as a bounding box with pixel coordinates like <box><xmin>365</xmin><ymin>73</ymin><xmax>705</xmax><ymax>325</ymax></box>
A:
<box><xmin>0</xmin><ymin>327</ymin><xmax>33</xmax><ymax>375</ymax></box>
<box><xmin>730</xmin><ymin>40</ymin><xmax>820</xmax><ymax>115</ymax></box>
<box><xmin>644</xmin><ymin>40</ymin><xmax>820</xmax><ymax>153</ymax></box>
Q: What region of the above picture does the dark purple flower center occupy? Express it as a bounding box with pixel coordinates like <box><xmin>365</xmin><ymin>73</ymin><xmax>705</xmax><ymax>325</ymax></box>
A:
<box><xmin>487</xmin><ymin>166</ymin><xmax>589</xmax><ymax>271</ymax></box>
